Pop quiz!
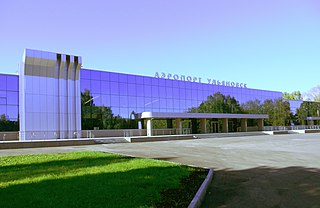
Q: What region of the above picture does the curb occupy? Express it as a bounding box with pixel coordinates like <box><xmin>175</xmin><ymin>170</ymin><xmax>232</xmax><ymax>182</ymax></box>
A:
<box><xmin>188</xmin><ymin>168</ymin><xmax>214</xmax><ymax>208</ymax></box>
<box><xmin>0</xmin><ymin>139</ymin><xmax>95</xmax><ymax>149</ymax></box>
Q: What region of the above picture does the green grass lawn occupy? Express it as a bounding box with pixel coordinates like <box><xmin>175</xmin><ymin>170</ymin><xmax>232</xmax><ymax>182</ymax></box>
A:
<box><xmin>0</xmin><ymin>151</ymin><xmax>201</xmax><ymax>208</ymax></box>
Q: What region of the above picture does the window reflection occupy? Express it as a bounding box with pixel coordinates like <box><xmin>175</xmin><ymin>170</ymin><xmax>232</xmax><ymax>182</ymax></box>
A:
<box><xmin>90</xmin><ymin>70</ymin><xmax>101</xmax><ymax>80</ymax></box>
<box><xmin>7</xmin><ymin>76</ymin><xmax>18</xmax><ymax>91</ymax></box>
<box><xmin>101</xmin><ymin>81</ymin><xmax>110</xmax><ymax>94</ymax></box>
<box><xmin>119</xmin><ymin>74</ymin><xmax>128</xmax><ymax>83</ymax></box>
<box><xmin>151</xmin><ymin>99</ymin><xmax>160</xmax><ymax>108</ymax></box>
<box><xmin>7</xmin><ymin>92</ymin><xmax>18</xmax><ymax>105</ymax></box>
<box><xmin>91</xmin><ymin>80</ymin><xmax>101</xmax><ymax>93</ymax></box>
<box><xmin>152</xmin><ymin>86</ymin><xmax>159</xmax><ymax>98</ymax></box>
<box><xmin>143</xmin><ymin>77</ymin><xmax>152</xmax><ymax>85</ymax></box>
<box><xmin>77</xmin><ymin>70</ymin><xmax>285</xmax><ymax>130</ymax></box>
<box><xmin>110</xmin><ymin>73</ymin><xmax>119</xmax><ymax>82</ymax></box>
<box><xmin>110</xmin><ymin>95</ymin><xmax>120</xmax><ymax>107</ymax></box>
<box><xmin>81</xmin><ymin>69</ymin><xmax>91</xmax><ymax>79</ymax></box>
<box><xmin>119</xmin><ymin>83</ymin><xmax>128</xmax><ymax>96</ymax></box>
<box><xmin>137</xmin><ymin>97</ymin><xmax>145</xmax><ymax>107</ymax></box>
<box><xmin>144</xmin><ymin>86</ymin><xmax>151</xmax><ymax>97</ymax></box>
<box><xmin>166</xmin><ymin>87</ymin><xmax>173</xmax><ymax>98</ymax></box>
<box><xmin>81</xmin><ymin>79</ymin><xmax>90</xmax><ymax>92</ymax></box>
<box><xmin>0</xmin><ymin>75</ymin><xmax>7</xmax><ymax>90</ymax></box>
<box><xmin>151</xmin><ymin>78</ymin><xmax>158</xmax><ymax>86</ymax></box>
<box><xmin>92</xmin><ymin>94</ymin><xmax>101</xmax><ymax>106</ymax></box>
<box><xmin>128</xmin><ymin>96</ymin><xmax>137</xmax><ymax>108</ymax></box>
<box><xmin>119</xmin><ymin>96</ymin><xmax>128</xmax><ymax>108</ymax></box>
<box><xmin>136</xmin><ymin>76</ymin><xmax>143</xmax><ymax>83</ymax></box>
<box><xmin>127</xmin><ymin>75</ymin><xmax>136</xmax><ymax>84</ymax></box>
<box><xmin>159</xmin><ymin>99</ymin><xmax>166</xmax><ymax>109</ymax></box>
<box><xmin>136</xmin><ymin>84</ymin><xmax>144</xmax><ymax>96</ymax></box>
<box><xmin>101</xmin><ymin>71</ymin><xmax>110</xmax><ymax>81</ymax></box>
<box><xmin>128</xmin><ymin>84</ymin><xmax>136</xmax><ymax>96</ymax></box>
<box><xmin>0</xmin><ymin>105</ymin><xmax>6</xmax><ymax>115</ymax></box>
<box><xmin>0</xmin><ymin>98</ymin><xmax>6</xmax><ymax>104</ymax></box>
<box><xmin>110</xmin><ymin>82</ymin><xmax>119</xmax><ymax>94</ymax></box>
<box><xmin>101</xmin><ymin>95</ymin><xmax>110</xmax><ymax>106</ymax></box>
<box><xmin>159</xmin><ymin>87</ymin><xmax>166</xmax><ymax>98</ymax></box>
<box><xmin>166</xmin><ymin>99</ymin><xmax>173</xmax><ymax>108</ymax></box>
<box><xmin>7</xmin><ymin>105</ymin><xmax>18</xmax><ymax>120</ymax></box>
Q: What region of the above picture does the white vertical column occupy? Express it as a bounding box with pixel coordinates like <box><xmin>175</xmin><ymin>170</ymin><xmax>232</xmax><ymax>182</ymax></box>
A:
<box><xmin>146</xmin><ymin>119</ymin><xmax>153</xmax><ymax>136</ymax></box>
<box><xmin>241</xmin><ymin>119</ymin><xmax>248</xmax><ymax>132</ymax></box>
<box><xmin>257</xmin><ymin>119</ymin><xmax>264</xmax><ymax>131</ymax></box>
<box><xmin>67</xmin><ymin>56</ymin><xmax>75</xmax><ymax>138</ymax></box>
<box><xmin>58</xmin><ymin>55</ymin><xmax>67</xmax><ymax>139</ymax></box>
<box><xmin>47</xmin><ymin>52</ymin><xmax>58</xmax><ymax>139</ymax></box>
<box><xmin>200</xmin><ymin>118</ymin><xmax>207</xmax><ymax>134</ymax></box>
<box><xmin>222</xmin><ymin>118</ymin><xmax>228</xmax><ymax>133</ymax></box>
<box><xmin>75</xmin><ymin>57</ymin><xmax>82</xmax><ymax>138</ymax></box>
<box><xmin>175</xmin><ymin>118</ymin><xmax>182</xmax><ymax>134</ymax></box>
<box><xmin>19</xmin><ymin>50</ymin><xmax>28</xmax><ymax>141</ymax></box>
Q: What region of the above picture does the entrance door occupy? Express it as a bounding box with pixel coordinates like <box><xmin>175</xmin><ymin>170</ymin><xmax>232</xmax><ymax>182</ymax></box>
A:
<box><xmin>228</xmin><ymin>121</ymin><xmax>234</xmax><ymax>132</ymax></box>
<box><xmin>211</xmin><ymin>121</ymin><xmax>219</xmax><ymax>133</ymax></box>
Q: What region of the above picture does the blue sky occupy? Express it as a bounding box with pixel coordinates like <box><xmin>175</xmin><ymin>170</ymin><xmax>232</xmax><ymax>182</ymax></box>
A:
<box><xmin>1</xmin><ymin>0</ymin><xmax>319</xmax><ymax>93</ymax></box>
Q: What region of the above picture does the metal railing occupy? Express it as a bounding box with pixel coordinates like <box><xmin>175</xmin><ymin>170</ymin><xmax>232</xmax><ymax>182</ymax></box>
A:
<box><xmin>263</xmin><ymin>125</ymin><xmax>320</xmax><ymax>131</ymax></box>
<box><xmin>19</xmin><ymin>131</ymin><xmax>82</xmax><ymax>140</ymax></box>
<box><xmin>152</xmin><ymin>128</ymin><xmax>191</xmax><ymax>136</ymax></box>
<box><xmin>84</xmin><ymin>129</ymin><xmax>147</xmax><ymax>138</ymax></box>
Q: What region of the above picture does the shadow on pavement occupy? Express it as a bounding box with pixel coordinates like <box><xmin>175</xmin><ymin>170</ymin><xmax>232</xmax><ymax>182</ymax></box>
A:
<box><xmin>202</xmin><ymin>166</ymin><xmax>320</xmax><ymax>208</ymax></box>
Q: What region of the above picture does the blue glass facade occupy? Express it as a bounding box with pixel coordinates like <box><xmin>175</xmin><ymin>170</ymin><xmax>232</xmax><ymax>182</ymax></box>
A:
<box><xmin>80</xmin><ymin>68</ymin><xmax>282</xmax><ymax>119</ymax></box>
<box><xmin>0</xmin><ymin>68</ymin><xmax>301</xmax><ymax>125</ymax></box>
<box><xmin>286</xmin><ymin>100</ymin><xmax>304</xmax><ymax>113</ymax></box>
<box><xmin>0</xmin><ymin>73</ymin><xmax>19</xmax><ymax>121</ymax></box>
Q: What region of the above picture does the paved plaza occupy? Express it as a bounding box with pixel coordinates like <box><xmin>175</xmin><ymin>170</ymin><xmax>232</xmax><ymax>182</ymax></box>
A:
<box><xmin>2</xmin><ymin>133</ymin><xmax>319</xmax><ymax>170</ymax></box>
<box><xmin>1</xmin><ymin>133</ymin><xmax>320</xmax><ymax>207</ymax></box>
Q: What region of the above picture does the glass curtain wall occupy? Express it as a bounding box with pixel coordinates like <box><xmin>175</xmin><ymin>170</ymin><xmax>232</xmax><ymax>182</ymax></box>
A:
<box><xmin>0</xmin><ymin>74</ymin><xmax>19</xmax><ymax>131</ymax></box>
<box><xmin>80</xmin><ymin>69</ymin><xmax>282</xmax><ymax>129</ymax></box>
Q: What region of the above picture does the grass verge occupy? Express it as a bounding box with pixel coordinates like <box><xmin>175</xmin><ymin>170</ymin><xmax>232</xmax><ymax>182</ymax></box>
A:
<box><xmin>0</xmin><ymin>151</ymin><xmax>207</xmax><ymax>208</ymax></box>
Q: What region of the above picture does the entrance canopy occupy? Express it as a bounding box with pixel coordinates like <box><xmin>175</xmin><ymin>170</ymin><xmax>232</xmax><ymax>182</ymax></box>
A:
<box><xmin>135</xmin><ymin>112</ymin><xmax>268</xmax><ymax>120</ymax></box>
<box><xmin>135</xmin><ymin>112</ymin><xmax>269</xmax><ymax>136</ymax></box>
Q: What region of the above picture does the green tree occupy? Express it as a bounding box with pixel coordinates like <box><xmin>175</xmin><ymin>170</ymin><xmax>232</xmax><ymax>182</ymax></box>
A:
<box><xmin>188</xmin><ymin>92</ymin><xmax>242</xmax><ymax>132</ymax></box>
<box><xmin>189</xmin><ymin>92</ymin><xmax>242</xmax><ymax>114</ymax></box>
<box><xmin>81</xmin><ymin>90</ymin><xmax>137</xmax><ymax>130</ymax></box>
<box><xmin>282</xmin><ymin>91</ymin><xmax>302</xmax><ymax>100</ymax></box>
<box><xmin>241</xmin><ymin>100</ymin><xmax>262</xmax><ymax>114</ymax></box>
<box><xmin>271</xmin><ymin>99</ymin><xmax>292</xmax><ymax>126</ymax></box>
<box><xmin>261</xmin><ymin>99</ymin><xmax>292</xmax><ymax>126</ymax></box>
<box><xmin>81</xmin><ymin>89</ymin><xmax>94</xmax><ymax>106</ymax></box>
<box><xmin>261</xmin><ymin>99</ymin><xmax>274</xmax><ymax>126</ymax></box>
<box><xmin>0</xmin><ymin>114</ymin><xmax>19</xmax><ymax>131</ymax></box>
<box><xmin>297</xmin><ymin>101</ymin><xmax>320</xmax><ymax>124</ymax></box>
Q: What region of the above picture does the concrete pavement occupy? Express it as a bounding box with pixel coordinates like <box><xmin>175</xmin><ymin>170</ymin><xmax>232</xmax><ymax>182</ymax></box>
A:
<box><xmin>1</xmin><ymin>133</ymin><xmax>320</xmax><ymax>170</ymax></box>
<box><xmin>1</xmin><ymin>133</ymin><xmax>320</xmax><ymax>208</ymax></box>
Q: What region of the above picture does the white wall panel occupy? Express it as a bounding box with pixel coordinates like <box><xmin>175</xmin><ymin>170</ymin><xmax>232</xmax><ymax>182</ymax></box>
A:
<box><xmin>19</xmin><ymin>49</ymin><xmax>82</xmax><ymax>140</ymax></box>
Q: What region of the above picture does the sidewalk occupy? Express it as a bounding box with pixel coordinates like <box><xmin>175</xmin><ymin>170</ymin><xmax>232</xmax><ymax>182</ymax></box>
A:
<box><xmin>1</xmin><ymin>134</ymin><xmax>320</xmax><ymax>208</ymax></box>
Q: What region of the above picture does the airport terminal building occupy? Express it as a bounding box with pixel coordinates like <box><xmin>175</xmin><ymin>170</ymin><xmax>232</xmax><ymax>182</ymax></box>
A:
<box><xmin>0</xmin><ymin>49</ymin><xmax>304</xmax><ymax>140</ymax></box>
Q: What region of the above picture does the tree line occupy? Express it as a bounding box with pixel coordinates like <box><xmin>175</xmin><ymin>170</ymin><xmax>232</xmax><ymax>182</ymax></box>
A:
<box><xmin>0</xmin><ymin>114</ymin><xmax>19</xmax><ymax>131</ymax></box>
<box><xmin>1</xmin><ymin>90</ymin><xmax>318</xmax><ymax>132</ymax></box>
<box><xmin>190</xmin><ymin>92</ymin><xmax>319</xmax><ymax>126</ymax></box>
<box><xmin>81</xmin><ymin>90</ymin><xmax>137</xmax><ymax>130</ymax></box>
